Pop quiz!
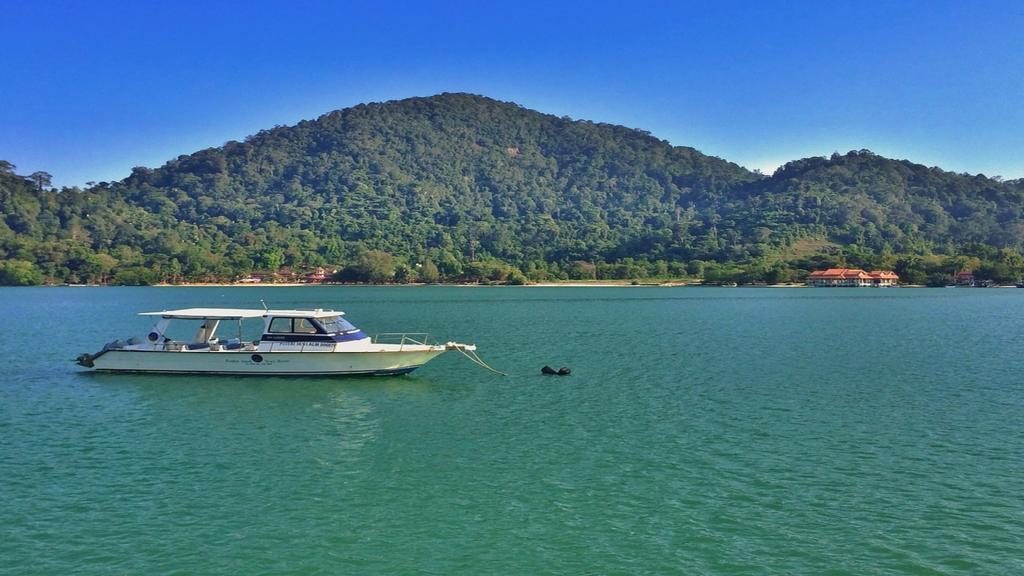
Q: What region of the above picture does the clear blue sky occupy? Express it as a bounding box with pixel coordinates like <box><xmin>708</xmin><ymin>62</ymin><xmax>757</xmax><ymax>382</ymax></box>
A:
<box><xmin>2</xmin><ymin>0</ymin><xmax>1022</xmax><ymax>187</ymax></box>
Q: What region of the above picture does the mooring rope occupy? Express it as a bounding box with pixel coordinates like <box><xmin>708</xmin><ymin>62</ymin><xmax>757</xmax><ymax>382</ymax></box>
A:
<box><xmin>448</xmin><ymin>344</ymin><xmax>509</xmax><ymax>376</ymax></box>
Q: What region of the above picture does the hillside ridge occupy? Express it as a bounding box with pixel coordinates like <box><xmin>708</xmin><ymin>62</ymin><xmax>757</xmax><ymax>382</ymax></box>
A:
<box><xmin>2</xmin><ymin>93</ymin><xmax>1024</xmax><ymax>285</ymax></box>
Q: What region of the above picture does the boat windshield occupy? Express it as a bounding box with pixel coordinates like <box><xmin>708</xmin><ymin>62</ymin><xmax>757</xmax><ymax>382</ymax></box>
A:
<box><xmin>317</xmin><ymin>315</ymin><xmax>357</xmax><ymax>333</ymax></box>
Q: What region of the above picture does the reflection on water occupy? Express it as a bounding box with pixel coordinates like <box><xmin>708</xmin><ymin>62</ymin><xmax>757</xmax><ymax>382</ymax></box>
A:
<box><xmin>81</xmin><ymin>371</ymin><xmax>475</xmax><ymax>471</ymax></box>
<box><xmin>320</xmin><ymin>390</ymin><xmax>380</xmax><ymax>455</ymax></box>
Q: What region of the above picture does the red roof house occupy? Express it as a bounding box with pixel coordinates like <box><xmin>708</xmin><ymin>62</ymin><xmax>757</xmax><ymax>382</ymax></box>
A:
<box><xmin>807</xmin><ymin>268</ymin><xmax>899</xmax><ymax>287</ymax></box>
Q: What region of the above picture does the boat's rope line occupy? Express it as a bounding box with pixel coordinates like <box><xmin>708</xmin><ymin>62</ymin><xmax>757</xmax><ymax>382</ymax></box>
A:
<box><xmin>449</xmin><ymin>344</ymin><xmax>509</xmax><ymax>376</ymax></box>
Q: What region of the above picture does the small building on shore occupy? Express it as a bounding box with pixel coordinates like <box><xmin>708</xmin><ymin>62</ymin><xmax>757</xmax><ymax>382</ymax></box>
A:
<box><xmin>955</xmin><ymin>271</ymin><xmax>975</xmax><ymax>286</ymax></box>
<box><xmin>305</xmin><ymin>267</ymin><xmax>334</xmax><ymax>283</ymax></box>
<box><xmin>807</xmin><ymin>268</ymin><xmax>899</xmax><ymax>287</ymax></box>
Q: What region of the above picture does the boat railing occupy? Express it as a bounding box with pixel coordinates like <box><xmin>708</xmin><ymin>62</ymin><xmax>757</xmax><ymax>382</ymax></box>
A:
<box><xmin>372</xmin><ymin>333</ymin><xmax>432</xmax><ymax>350</ymax></box>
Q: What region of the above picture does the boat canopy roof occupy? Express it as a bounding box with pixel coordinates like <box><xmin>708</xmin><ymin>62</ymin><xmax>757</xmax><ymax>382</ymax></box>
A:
<box><xmin>139</xmin><ymin>307</ymin><xmax>345</xmax><ymax>320</ymax></box>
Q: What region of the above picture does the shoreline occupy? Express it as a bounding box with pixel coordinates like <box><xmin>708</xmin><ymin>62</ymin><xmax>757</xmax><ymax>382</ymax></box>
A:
<box><xmin>140</xmin><ymin>281</ymin><xmax>822</xmax><ymax>288</ymax></box>
<box><xmin>39</xmin><ymin>281</ymin><xmax>1012</xmax><ymax>289</ymax></box>
<box><xmin>147</xmin><ymin>281</ymin><xmax>724</xmax><ymax>288</ymax></box>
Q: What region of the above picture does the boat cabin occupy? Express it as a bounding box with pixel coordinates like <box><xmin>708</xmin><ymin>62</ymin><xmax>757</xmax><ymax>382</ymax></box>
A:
<box><xmin>260</xmin><ymin>312</ymin><xmax>367</xmax><ymax>344</ymax></box>
<box><xmin>138</xmin><ymin>308</ymin><xmax>368</xmax><ymax>352</ymax></box>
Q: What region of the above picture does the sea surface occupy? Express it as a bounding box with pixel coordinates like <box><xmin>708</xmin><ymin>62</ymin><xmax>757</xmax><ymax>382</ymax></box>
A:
<box><xmin>2</xmin><ymin>286</ymin><xmax>1022</xmax><ymax>575</ymax></box>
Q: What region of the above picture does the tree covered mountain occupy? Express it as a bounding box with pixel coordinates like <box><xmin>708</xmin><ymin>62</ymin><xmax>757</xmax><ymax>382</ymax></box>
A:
<box><xmin>2</xmin><ymin>93</ymin><xmax>1023</xmax><ymax>285</ymax></box>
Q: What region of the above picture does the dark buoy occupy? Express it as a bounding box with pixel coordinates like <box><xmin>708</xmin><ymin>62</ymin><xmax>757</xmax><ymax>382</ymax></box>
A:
<box><xmin>542</xmin><ymin>365</ymin><xmax>571</xmax><ymax>376</ymax></box>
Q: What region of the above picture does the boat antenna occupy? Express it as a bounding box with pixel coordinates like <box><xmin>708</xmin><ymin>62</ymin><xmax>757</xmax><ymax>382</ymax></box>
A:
<box><xmin>260</xmin><ymin>299</ymin><xmax>269</xmax><ymax>311</ymax></box>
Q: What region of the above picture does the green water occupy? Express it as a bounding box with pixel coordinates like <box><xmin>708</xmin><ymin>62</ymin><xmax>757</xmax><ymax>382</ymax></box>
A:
<box><xmin>2</xmin><ymin>286</ymin><xmax>1022</xmax><ymax>574</ymax></box>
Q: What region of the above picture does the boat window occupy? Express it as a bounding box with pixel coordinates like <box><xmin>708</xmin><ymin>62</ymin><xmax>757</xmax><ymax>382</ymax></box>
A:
<box><xmin>317</xmin><ymin>315</ymin><xmax>357</xmax><ymax>333</ymax></box>
<box><xmin>294</xmin><ymin>318</ymin><xmax>319</xmax><ymax>334</ymax></box>
<box><xmin>268</xmin><ymin>317</ymin><xmax>293</xmax><ymax>333</ymax></box>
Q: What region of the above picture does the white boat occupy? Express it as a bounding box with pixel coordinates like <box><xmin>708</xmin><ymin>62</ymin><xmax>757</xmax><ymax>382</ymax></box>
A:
<box><xmin>76</xmin><ymin>307</ymin><xmax>476</xmax><ymax>376</ymax></box>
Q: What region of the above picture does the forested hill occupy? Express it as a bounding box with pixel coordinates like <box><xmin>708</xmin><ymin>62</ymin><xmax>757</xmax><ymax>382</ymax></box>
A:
<box><xmin>2</xmin><ymin>93</ymin><xmax>1024</xmax><ymax>285</ymax></box>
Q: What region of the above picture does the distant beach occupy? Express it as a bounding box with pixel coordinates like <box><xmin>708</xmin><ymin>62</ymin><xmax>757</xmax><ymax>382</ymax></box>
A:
<box><xmin>145</xmin><ymin>281</ymin><xmax>820</xmax><ymax>288</ymax></box>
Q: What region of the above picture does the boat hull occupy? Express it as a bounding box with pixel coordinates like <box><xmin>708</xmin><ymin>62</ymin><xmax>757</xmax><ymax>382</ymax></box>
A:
<box><xmin>88</xmin><ymin>348</ymin><xmax>446</xmax><ymax>376</ymax></box>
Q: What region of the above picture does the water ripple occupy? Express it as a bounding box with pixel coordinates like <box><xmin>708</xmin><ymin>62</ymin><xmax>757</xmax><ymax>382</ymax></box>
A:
<box><xmin>1</xmin><ymin>287</ymin><xmax>1023</xmax><ymax>574</ymax></box>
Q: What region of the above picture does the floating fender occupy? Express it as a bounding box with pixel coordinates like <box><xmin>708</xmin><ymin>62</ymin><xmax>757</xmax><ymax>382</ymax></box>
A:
<box><xmin>541</xmin><ymin>365</ymin><xmax>571</xmax><ymax>376</ymax></box>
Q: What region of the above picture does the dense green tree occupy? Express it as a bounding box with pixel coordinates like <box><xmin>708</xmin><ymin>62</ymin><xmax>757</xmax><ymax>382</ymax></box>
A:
<box><xmin>0</xmin><ymin>259</ymin><xmax>43</xmax><ymax>285</ymax></box>
<box><xmin>418</xmin><ymin>260</ymin><xmax>440</xmax><ymax>283</ymax></box>
<box><xmin>393</xmin><ymin>263</ymin><xmax>415</xmax><ymax>284</ymax></box>
<box><xmin>28</xmin><ymin>171</ymin><xmax>52</xmax><ymax>191</ymax></box>
<box><xmin>112</xmin><ymin>266</ymin><xmax>159</xmax><ymax>285</ymax></box>
<box><xmin>336</xmin><ymin>250</ymin><xmax>396</xmax><ymax>283</ymax></box>
<box><xmin>507</xmin><ymin>269</ymin><xmax>528</xmax><ymax>285</ymax></box>
<box><xmin>567</xmin><ymin>261</ymin><xmax>597</xmax><ymax>280</ymax></box>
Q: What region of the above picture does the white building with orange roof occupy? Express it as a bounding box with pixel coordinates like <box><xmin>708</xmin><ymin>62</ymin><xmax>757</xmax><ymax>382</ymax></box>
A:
<box><xmin>807</xmin><ymin>268</ymin><xmax>899</xmax><ymax>287</ymax></box>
